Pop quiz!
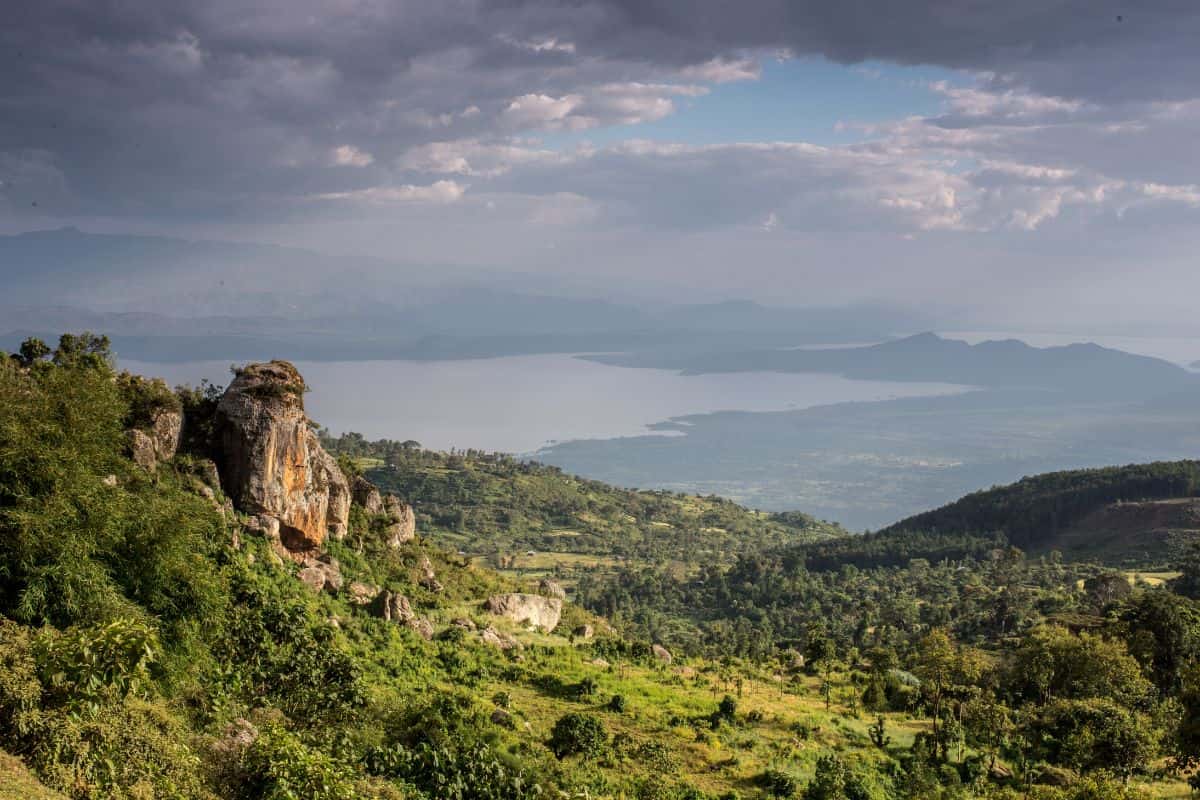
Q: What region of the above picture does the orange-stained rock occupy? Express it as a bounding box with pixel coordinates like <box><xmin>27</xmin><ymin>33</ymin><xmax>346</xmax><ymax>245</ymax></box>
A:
<box><xmin>215</xmin><ymin>361</ymin><xmax>349</xmax><ymax>552</ymax></box>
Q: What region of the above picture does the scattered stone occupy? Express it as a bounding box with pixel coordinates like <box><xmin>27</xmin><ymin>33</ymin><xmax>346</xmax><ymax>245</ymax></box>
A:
<box><xmin>297</xmin><ymin>555</ymin><xmax>342</xmax><ymax>594</ymax></box>
<box><xmin>347</xmin><ymin>581</ymin><xmax>378</xmax><ymax>606</ymax></box>
<box><xmin>572</xmin><ymin>624</ymin><xmax>594</xmax><ymax>640</ymax></box>
<box><xmin>652</xmin><ymin>644</ymin><xmax>673</xmax><ymax>665</ymax></box>
<box><xmin>214</xmin><ymin>361</ymin><xmax>349</xmax><ymax>553</ymax></box>
<box><xmin>102</xmin><ymin>474</ymin><xmax>119</xmax><ymax>487</ymax></box>
<box><xmin>485</xmin><ymin>593</ymin><xmax>562</xmax><ymax>632</ymax></box>
<box><xmin>407</xmin><ymin>617</ymin><xmax>434</xmax><ymax>640</ymax></box>
<box><xmin>989</xmin><ymin>763</ymin><xmax>1013</xmax><ymax>781</ymax></box>
<box><xmin>373</xmin><ymin>590</ymin><xmax>415</xmax><ymax>623</ymax></box>
<box><xmin>590</xmin><ymin>658</ymin><xmax>610</xmax><ymax>668</ymax></box>
<box><xmin>538</xmin><ymin>578</ymin><xmax>566</xmax><ymax>599</ymax></box>
<box><xmin>480</xmin><ymin>626</ymin><xmax>520</xmax><ymax>650</ymax></box>
<box><xmin>418</xmin><ymin>555</ymin><xmax>443</xmax><ymax>592</ymax></box>
<box><xmin>451</xmin><ymin>617</ymin><xmax>477</xmax><ymax>631</ymax></box>
<box><xmin>490</xmin><ymin>708</ymin><xmax>515</xmax><ymax>728</ymax></box>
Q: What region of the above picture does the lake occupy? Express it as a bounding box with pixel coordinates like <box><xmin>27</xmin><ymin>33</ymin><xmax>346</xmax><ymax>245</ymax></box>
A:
<box><xmin>122</xmin><ymin>354</ymin><xmax>968</xmax><ymax>454</ymax></box>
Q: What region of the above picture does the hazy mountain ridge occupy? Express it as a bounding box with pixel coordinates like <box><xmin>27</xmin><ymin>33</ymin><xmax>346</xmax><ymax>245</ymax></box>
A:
<box><xmin>588</xmin><ymin>332</ymin><xmax>1199</xmax><ymax>399</ymax></box>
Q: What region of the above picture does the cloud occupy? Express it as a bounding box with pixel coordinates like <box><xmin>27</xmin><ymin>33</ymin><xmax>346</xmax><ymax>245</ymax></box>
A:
<box><xmin>331</xmin><ymin>145</ymin><xmax>374</xmax><ymax>167</ymax></box>
<box><xmin>316</xmin><ymin>180</ymin><xmax>466</xmax><ymax>205</ymax></box>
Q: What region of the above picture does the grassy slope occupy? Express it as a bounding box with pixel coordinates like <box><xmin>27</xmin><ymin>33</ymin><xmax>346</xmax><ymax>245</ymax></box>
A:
<box><xmin>359</xmin><ymin>450</ymin><xmax>843</xmax><ymax>588</ymax></box>
<box><xmin>0</xmin><ymin>752</ymin><xmax>66</xmax><ymax>800</ymax></box>
<box><xmin>316</xmin><ymin>533</ymin><xmax>1191</xmax><ymax>798</ymax></box>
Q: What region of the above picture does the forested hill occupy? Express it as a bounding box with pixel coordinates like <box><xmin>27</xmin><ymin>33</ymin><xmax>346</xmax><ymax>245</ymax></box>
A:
<box><xmin>320</xmin><ymin>433</ymin><xmax>844</xmax><ymax>580</ymax></box>
<box><xmin>879</xmin><ymin>460</ymin><xmax>1200</xmax><ymax>560</ymax></box>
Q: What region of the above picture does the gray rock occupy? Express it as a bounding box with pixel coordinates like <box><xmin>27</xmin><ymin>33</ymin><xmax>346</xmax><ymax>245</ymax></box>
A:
<box><xmin>214</xmin><ymin>361</ymin><xmax>349</xmax><ymax>553</ymax></box>
<box><xmin>127</xmin><ymin>408</ymin><xmax>182</xmax><ymax>471</ymax></box>
<box><xmin>383</xmin><ymin>494</ymin><xmax>416</xmax><ymax>547</ymax></box>
<box><xmin>347</xmin><ymin>581</ymin><xmax>378</xmax><ymax>606</ymax></box>
<box><xmin>481</xmin><ymin>626</ymin><xmax>520</xmax><ymax>650</ymax></box>
<box><xmin>572</xmin><ymin>624</ymin><xmax>594</xmax><ymax>640</ymax></box>
<box><xmin>538</xmin><ymin>578</ymin><xmax>567</xmax><ymax>600</ymax></box>
<box><xmin>485</xmin><ymin>593</ymin><xmax>562</xmax><ymax>632</ymax></box>
<box><xmin>351</xmin><ymin>475</ymin><xmax>384</xmax><ymax>515</ymax></box>
<box><xmin>652</xmin><ymin>644</ymin><xmax>673</xmax><ymax>665</ymax></box>
<box><xmin>297</xmin><ymin>556</ymin><xmax>342</xmax><ymax>594</ymax></box>
<box><xmin>418</xmin><ymin>555</ymin><xmax>443</xmax><ymax>592</ymax></box>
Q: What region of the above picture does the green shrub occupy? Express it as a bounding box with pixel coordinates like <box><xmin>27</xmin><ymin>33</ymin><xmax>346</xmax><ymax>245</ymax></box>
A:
<box><xmin>364</xmin><ymin>741</ymin><xmax>542</xmax><ymax>800</ymax></box>
<box><xmin>548</xmin><ymin>713</ymin><xmax>608</xmax><ymax>760</ymax></box>
<box><xmin>236</xmin><ymin>725</ymin><xmax>357</xmax><ymax>800</ymax></box>
<box><xmin>756</xmin><ymin>768</ymin><xmax>798</xmax><ymax>798</ymax></box>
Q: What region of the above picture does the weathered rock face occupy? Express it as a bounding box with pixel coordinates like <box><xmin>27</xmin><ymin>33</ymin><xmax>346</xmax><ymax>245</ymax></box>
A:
<box><xmin>128</xmin><ymin>408</ymin><xmax>182</xmax><ymax>470</ymax></box>
<box><xmin>485</xmin><ymin>593</ymin><xmax>562</xmax><ymax>632</ymax></box>
<box><xmin>383</xmin><ymin>494</ymin><xmax>416</xmax><ymax>547</ymax></box>
<box><xmin>652</xmin><ymin>644</ymin><xmax>673</xmax><ymax>665</ymax></box>
<box><xmin>215</xmin><ymin>361</ymin><xmax>349</xmax><ymax>552</ymax></box>
<box><xmin>351</xmin><ymin>475</ymin><xmax>384</xmax><ymax>515</ymax></box>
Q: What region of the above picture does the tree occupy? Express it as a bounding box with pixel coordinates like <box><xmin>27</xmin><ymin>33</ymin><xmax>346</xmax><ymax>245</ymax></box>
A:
<box><xmin>548</xmin><ymin>713</ymin><xmax>608</xmax><ymax>760</ymax></box>
<box><xmin>913</xmin><ymin>629</ymin><xmax>958</xmax><ymax>753</ymax></box>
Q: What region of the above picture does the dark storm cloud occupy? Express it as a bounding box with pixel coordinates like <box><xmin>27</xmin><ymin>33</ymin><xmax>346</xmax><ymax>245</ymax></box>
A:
<box><xmin>2</xmin><ymin>0</ymin><xmax>1200</xmax><ymax>221</ymax></box>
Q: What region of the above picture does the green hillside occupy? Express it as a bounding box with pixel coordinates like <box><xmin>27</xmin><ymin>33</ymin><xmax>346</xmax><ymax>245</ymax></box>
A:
<box><xmin>320</xmin><ymin>434</ymin><xmax>844</xmax><ymax>587</ymax></box>
<box><xmin>1</xmin><ymin>335</ymin><xmax>1198</xmax><ymax>800</ymax></box>
<box><xmin>880</xmin><ymin>461</ymin><xmax>1200</xmax><ymax>563</ymax></box>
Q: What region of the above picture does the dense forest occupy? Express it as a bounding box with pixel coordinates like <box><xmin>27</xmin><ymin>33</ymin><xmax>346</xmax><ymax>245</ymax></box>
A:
<box><xmin>2</xmin><ymin>336</ymin><xmax>1200</xmax><ymax>800</ymax></box>
<box><xmin>882</xmin><ymin>462</ymin><xmax>1200</xmax><ymax>550</ymax></box>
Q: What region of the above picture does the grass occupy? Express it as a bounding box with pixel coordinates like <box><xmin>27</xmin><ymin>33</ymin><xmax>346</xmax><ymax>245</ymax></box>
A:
<box><xmin>0</xmin><ymin>752</ymin><xmax>65</xmax><ymax>800</ymax></box>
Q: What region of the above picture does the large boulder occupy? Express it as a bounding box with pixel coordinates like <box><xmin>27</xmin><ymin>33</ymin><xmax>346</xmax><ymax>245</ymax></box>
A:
<box><xmin>215</xmin><ymin>361</ymin><xmax>349</xmax><ymax>552</ymax></box>
<box><xmin>485</xmin><ymin>593</ymin><xmax>562</xmax><ymax>632</ymax></box>
<box><xmin>383</xmin><ymin>494</ymin><xmax>416</xmax><ymax>547</ymax></box>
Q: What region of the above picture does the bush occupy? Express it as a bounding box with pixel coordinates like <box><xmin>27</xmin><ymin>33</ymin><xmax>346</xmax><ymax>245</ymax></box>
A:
<box><xmin>756</xmin><ymin>768</ymin><xmax>798</xmax><ymax>798</ymax></box>
<box><xmin>548</xmin><ymin>712</ymin><xmax>608</xmax><ymax>760</ymax></box>
<box><xmin>364</xmin><ymin>741</ymin><xmax>542</xmax><ymax>800</ymax></box>
<box><xmin>236</xmin><ymin>725</ymin><xmax>357</xmax><ymax>800</ymax></box>
<box><xmin>608</xmin><ymin>693</ymin><xmax>627</xmax><ymax>713</ymax></box>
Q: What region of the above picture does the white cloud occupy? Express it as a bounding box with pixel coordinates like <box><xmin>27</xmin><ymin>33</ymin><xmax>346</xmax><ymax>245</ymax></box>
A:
<box><xmin>679</xmin><ymin>57</ymin><xmax>761</xmax><ymax>83</ymax></box>
<box><xmin>330</xmin><ymin>145</ymin><xmax>374</xmax><ymax>167</ymax></box>
<box><xmin>316</xmin><ymin>180</ymin><xmax>466</xmax><ymax>204</ymax></box>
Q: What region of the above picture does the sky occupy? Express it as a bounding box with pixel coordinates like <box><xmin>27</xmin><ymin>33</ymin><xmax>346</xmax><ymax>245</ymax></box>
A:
<box><xmin>3</xmin><ymin>1</ymin><xmax>1200</xmax><ymax>331</ymax></box>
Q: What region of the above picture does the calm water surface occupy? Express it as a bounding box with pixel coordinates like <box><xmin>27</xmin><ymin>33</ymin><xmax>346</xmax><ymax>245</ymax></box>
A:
<box><xmin>122</xmin><ymin>354</ymin><xmax>967</xmax><ymax>454</ymax></box>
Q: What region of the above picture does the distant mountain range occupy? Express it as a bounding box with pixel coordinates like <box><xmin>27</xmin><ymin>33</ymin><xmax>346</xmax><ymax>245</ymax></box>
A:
<box><xmin>1</xmin><ymin>228</ymin><xmax>930</xmax><ymax>361</ymax></box>
<box><xmin>588</xmin><ymin>332</ymin><xmax>1200</xmax><ymax>399</ymax></box>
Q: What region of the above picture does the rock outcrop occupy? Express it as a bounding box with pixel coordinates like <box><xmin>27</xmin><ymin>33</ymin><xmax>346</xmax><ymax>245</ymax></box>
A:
<box><xmin>215</xmin><ymin>361</ymin><xmax>349</xmax><ymax>553</ymax></box>
<box><xmin>652</xmin><ymin>644</ymin><xmax>673</xmax><ymax>665</ymax></box>
<box><xmin>297</xmin><ymin>555</ymin><xmax>343</xmax><ymax>595</ymax></box>
<box><xmin>537</xmin><ymin>578</ymin><xmax>566</xmax><ymax>600</ymax></box>
<box><xmin>371</xmin><ymin>590</ymin><xmax>434</xmax><ymax>639</ymax></box>
<box><xmin>351</xmin><ymin>475</ymin><xmax>384</xmax><ymax>515</ymax></box>
<box><xmin>382</xmin><ymin>494</ymin><xmax>416</xmax><ymax>547</ymax></box>
<box><xmin>484</xmin><ymin>593</ymin><xmax>562</xmax><ymax>632</ymax></box>
<box><xmin>128</xmin><ymin>408</ymin><xmax>182</xmax><ymax>470</ymax></box>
